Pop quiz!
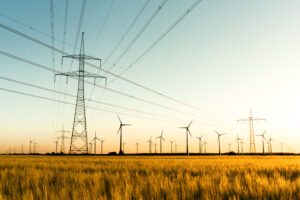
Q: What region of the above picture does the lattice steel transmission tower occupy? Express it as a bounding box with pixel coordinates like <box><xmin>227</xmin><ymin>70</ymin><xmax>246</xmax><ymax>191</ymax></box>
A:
<box><xmin>55</xmin><ymin>32</ymin><xmax>106</xmax><ymax>154</ymax></box>
<box><xmin>237</xmin><ymin>110</ymin><xmax>266</xmax><ymax>153</ymax></box>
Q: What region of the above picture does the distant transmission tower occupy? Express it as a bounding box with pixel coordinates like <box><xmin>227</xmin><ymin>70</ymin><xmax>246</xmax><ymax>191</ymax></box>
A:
<box><xmin>55</xmin><ymin>32</ymin><xmax>106</xmax><ymax>154</ymax></box>
<box><xmin>57</xmin><ymin>124</ymin><xmax>70</xmax><ymax>153</ymax></box>
<box><xmin>237</xmin><ymin>110</ymin><xmax>266</xmax><ymax>153</ymax></box>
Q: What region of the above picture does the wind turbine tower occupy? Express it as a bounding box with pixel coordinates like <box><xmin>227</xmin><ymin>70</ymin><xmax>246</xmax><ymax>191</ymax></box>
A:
<box><xmin>146</xmin><ymin>137</ymin><xmax>152</xmax><ymax>154</ymax></box>
<box><xmin>156</xmin><ymin>130</ymin><xmax>165</xmax><ymax>154</ymax></box>
<box><xmin>135</xmin><ymin>140</ymin><xmax>140</xmax><ymax>154</ymax></box>
<box><xmin>123</xmin><ymin>143</ymin><xmax>126</xmax><ymax>154</ymax></box>
<box><xmin>179</xmin><ymin>120</ymin><xmax>193</xmax><ymax>155</ymax></box>
<box><xmin>117</xmin><ymin>115</ymin><xmax>131</xmax><ymax>155</ymax></box>
<box><xmin>268</xmin><ymin>136</ymin><xmax>274</xmax><ymax>154</ymax></box>
<box><xmin>203</xmin><ymin>141</ymin><xmax>208</xmax><ymax>153</ymax></box>
<box><xmin>196</xmin><ymin>135</ymin><xmax>203</xmax><ymax>153</ymax></box>
<box><xmin>235</xmin><ymin>135</ymin><xmax>241</xmax><ymax>154</ymax></box>
<box><xmin>170</xmin><ymin>140</ymin><xmax>174</xmax><ymax>154</ymax></box>
<box><xmin>175</xmin><ymin>143</ymin><xmax>179</xmax><ymax>153</ymax></box>
<box><xmin>55</xmin><ymin>32</ymin><xmax>107</xmax><ymax>154</ymax></box>
<box><xmin>154</xmin><ymin>143</ymin><xmax>157</xmax><ymax>154</ymax></box>
<box><xmin>256</xmin><ymin>130</ymin><xmax>266</xmax><ymax>154</ymax></box>
<box><xmin>237</xmin><ymin>110</ymin><xmax>266</xmax><ymax>153</ymax></box>
<box><xmin>240</xmin><ymin>139</ymin><xmax>245</xmax><ymax>154</ymax></box>
<box><xmin>228</xmin><ymin>143</ymin><xmax>231</xmax><ymax>152</ymax></box>
<box><xmin>215</xmin><ymin>131</ymin><xmax>225</xmax><ymax>155</ymax></box>
<box><xmin>92</xmin><ymin>132</ymin><xmax>101</xmax><ymax>154</ymax></box>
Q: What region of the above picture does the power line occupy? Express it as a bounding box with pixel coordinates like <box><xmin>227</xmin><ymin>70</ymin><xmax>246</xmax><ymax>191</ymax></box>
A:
<box><xmin>91</xmin><ymin>0</ymin><xmax>116</xmax><ymax>52</ymax></box>
<box><xmin>68</xmin><ymin>0</ymin><xmax>87</xmax><ymax>71</ymax></box>
<box><xmin>0</xmin><ymin>23</ymin><xmax>231</xmax><ymax>122</ymax></box>
<box><xmin>0</xmin><ymin>12</ymin><xmax>75</xmax><ymax>51</ymax></box>
<box><xmin>0</xmin><ymin>87</ymin><xmax>184</xmax><ymax>124</ymax></box>
<box><xmin>114</xmin><ymin>0</ymin><xmax>202</xmax><ymax>81</ymax></box>
<box><xmin>0</xmin><ymin>75</ymin><xmax>184</xmax><ymax>122</ymax></box>
<box><xmin>106</xmin><ymin>0</ymin><xmax>168</xmax><ymax>72</ymax></box>
<box><xmin>102</xmin><ymin>0</ymin><xmax>151</xmax><ymax>66</ymax></box>
<box><xmin>0</xmin><ymin>50</ymin><xmax>228</xmax><ymax>124</ymax></box>
<box><xmin>62</xmin><ymin>0</ymin><xmax>69</xmax><ymax>53</ymax></box>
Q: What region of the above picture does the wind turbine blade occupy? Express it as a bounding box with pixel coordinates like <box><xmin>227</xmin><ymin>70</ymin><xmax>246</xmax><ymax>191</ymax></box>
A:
<box><xmin>161</xmin><ymin>130</ymin><xmax>163</xmax><ymax>137</ymax></box>
<box><xmin>215</xmin><ymin>130</ymin><xmax>220</xmax><ymax>135</ymax></box>
<box><xmin>188</xmin><ymin>130</ymin><xmax>192</xmax><ymax>137</ymax></box>
<box><xmin>117</xmin><ymin>127</ymin><xmax>121</xmax><ymax>135</ymax></box>
<box><xmin>162</xmin><ymin>137</ymin><xmax>166</xmax><ymax>142</ymax></box>
<box><xmin>188</xmin><ymin>120</ymin><xmax>193</xmax><ymax>128</ymax></box>
<box><xmin>117</xmin><ymin>115</ymin><xmax>122</xmax><ymax>124</ymax></box>
<box><xmin>123</xmin><ymin>124</ymin><xmax>132</xmax><ymax>126</ymax></box>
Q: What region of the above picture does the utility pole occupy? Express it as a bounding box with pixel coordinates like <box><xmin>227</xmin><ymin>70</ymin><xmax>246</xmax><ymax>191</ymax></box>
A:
<box><xmin>237</xmin><ymin>110</ymin><xmax>266</xmax><ymax>153</ymax></box>
<box><xmin>55</xmin><ymin>32</ymin><xmax>106</xmax><ymax>154</ymax></box>
<box><xmin>57</xmin><ymin>124</ymin><xmax>70</xmax><ymax>154</ymax></box>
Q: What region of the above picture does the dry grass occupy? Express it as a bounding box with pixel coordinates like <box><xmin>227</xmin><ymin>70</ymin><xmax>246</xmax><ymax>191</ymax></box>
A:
<box><xmin>0</xmin><ymin>155</ymin><xmax>300</xmax><ymax>199</ymax></box>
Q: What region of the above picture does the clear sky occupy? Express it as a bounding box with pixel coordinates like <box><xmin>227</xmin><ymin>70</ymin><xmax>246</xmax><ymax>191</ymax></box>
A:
<box><xmin>0</xmin><ymin>0</ymin><xmax>300</xmax><ymax>154</ymax></box>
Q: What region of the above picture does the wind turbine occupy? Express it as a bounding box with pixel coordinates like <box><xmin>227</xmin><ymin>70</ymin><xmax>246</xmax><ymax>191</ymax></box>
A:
<box><xmin>89</xmin><ymin>142</ymin><xmax>93</xmax><ymax>154</ymax></box>
<box><xmin>154</xmin><ymin>143</ymin><xmax>157</xmax><ymax>154</ymax></box>
<box><xmin>175</xmin><ymin>143</ymin><xmax>179</xmax><ymax>153</ymax></box>
<box><xmin>240</xmin><ymin>139</ymin><xmax>245</xmax><ymax>154</ymax></box>
<box><xmin>215</xmin><ymin>131</ymin><xmax>226</xmax><ymax>155</ymax></box>
<box><xmin>267</xmin><ymin>136</ymin><xmax>274</xmax><ymax>154</ymax></box>
<box><xmin>29</xmin><ymin>140</ymin><xmax>33</xmax><ymax>154</ymax></box>
<box><xmin>156</xmin><ymin>130</ymin><xmax>165</xmax><ymax>154</ymax></box>
<box><xmin>179</xmin><ymin>120</ymin><xmax>193</xmax><ymax>155</ymax></box>
<box><xmin>203</xmin><ymin>141</ymin><xmax>208</xmax><ymax>153</ymax></box>
<box><xmin>170</xmin><ymin>140</ymin><xmax>174</xmax><ymax>154</ymax></box>
<box><xmin>117</xmin><ymin>115</ymin><xmax>131</xmax><ymax>155</ymax></box>
<box><xmin>228</xmin><ymin>143</ymin><xmax>231</xmax><ymax>152</ymax></box>
<box><xmin>146</xmin><ymin>137</ymin><xmax>152</xmax><ymax>154</ymax></box>
<box><xmin>256</xmin><ymin>130</ymin><xmax>266</xmax><ymax>154</ymax></box>
<box><xmin>235</xmin><ymin>135</ymin><xmax>241</xmax><ymax>154</ymax></box>
<box><xmin>100</xmin><ymin>139</ymin><xmax>105</xmax><ymax>154</ymax></box>
<box><xmin>92</xmin><ymin>132</ymin><xmax>101</xmax><ymax>154</ymax></box>
<box><xmin>123</xmin><ymin>142</ymin><xmax>126</xmax><ymax>154</ymax></box>
<box><xmin>196</xmin><ymin>135</ymin><xmax>203</xmax><ymax>154</ymax></box>
<box><xmin>135</xmin><ymin>140</ymin><xmax>140</xmax><ymax>154</ymax></box>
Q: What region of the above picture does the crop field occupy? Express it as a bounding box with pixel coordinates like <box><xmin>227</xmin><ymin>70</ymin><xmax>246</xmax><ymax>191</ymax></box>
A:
<box><xmin>0</xmin><ymin>155</ymin><xmax>300</xmax><ymax>199</ymax></box>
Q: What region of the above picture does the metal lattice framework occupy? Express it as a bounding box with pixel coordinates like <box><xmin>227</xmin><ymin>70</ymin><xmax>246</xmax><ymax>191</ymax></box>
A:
<box><xmin>55</xmin><ymin>32</ymin><xmax>106</xmax><ymax>154</ymax></box>
<box><xmin>238</xmin><ymin>110</ymin><xmax>266</xmax><ymax>153</ymax></box>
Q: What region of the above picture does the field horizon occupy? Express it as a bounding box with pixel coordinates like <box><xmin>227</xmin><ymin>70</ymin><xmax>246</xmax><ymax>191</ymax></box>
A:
<box><xmin>1</xmin><ymin>155</ymin><xmax>300</xmax><ymax>199</ymax></box>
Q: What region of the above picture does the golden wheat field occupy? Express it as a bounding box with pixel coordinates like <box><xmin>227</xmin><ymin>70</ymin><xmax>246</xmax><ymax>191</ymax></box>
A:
<box><xmin>0</xmin><ymin>155</ymin><xmax>300</xmax><ymax>199</ymax></box>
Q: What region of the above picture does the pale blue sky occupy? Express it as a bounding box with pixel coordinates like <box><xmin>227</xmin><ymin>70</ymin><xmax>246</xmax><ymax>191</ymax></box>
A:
<box><xmin>0</xmin><ymin>0</ymin><xmax>300</xmax><ymax>154</ymax></box>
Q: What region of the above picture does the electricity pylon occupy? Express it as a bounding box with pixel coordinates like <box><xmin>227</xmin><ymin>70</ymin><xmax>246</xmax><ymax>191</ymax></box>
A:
<box><xmin>29</xmin><ymin>140</ymin><xmax>32</xmax><ymax>154</ymax></box>
<box><xmin>57</xmin><ymin>123</ymin><xmax>70</xmax><ymax>154</ymax></box>
<box><xmin>55</xmin><ymin>32</ymin><xmax>106</xmax><ymax>154</ymax></box>
<box><xmin>237</xmin><ymin>110</ymin><xmax>266</xmax><ymax>153</ymax></box>
<box><xmin>54</xmin><ymin>140</ymin><xmax>58</xmax><ymax>153</ymax></box>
